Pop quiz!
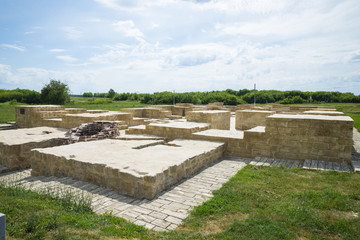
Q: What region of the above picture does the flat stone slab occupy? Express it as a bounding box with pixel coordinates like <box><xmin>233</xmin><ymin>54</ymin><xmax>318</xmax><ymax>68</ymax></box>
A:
<box><xmin>303</xmin><ymin>110</ymin><xmax>344</xmax><ymax>116</ymax></box>
<box><xmin>268</xmin><ymin>114</ymin><xmax>353</xmax><ymax>122</ymax></box>
<box><xmin>148</xmin><ymin>121</ymin><xmax>209</xmax><ymax>129</ymax></box>
<box><xmin>0</xmin><ymin>127</ymin><xmax>67</xmax><ymax>169</ymax></box>
<box><xmin>31</xmin><ymin>139</ymin><xmax>225</xmax><ymax>199</ymax></box>
<box><xmin>193</xmin><ymin>129</ymin><xmax>244</xmax><ymax>139</ymax></box>
<box><xmin>0</xmin><ymin>127</ymin><xmax>66</xmax><ymax>145</ymax></box>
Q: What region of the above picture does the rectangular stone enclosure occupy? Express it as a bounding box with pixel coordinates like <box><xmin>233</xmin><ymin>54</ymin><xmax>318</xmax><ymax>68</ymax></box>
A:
<box><xmin>31</xmin><ymin>139</ymin><xmax>225</xmax><ymax>199</ymax></box>
<box><xmin>0</xmin><ymin>127</ymin><xmax>67</xmax><ymax>170</ymax></box>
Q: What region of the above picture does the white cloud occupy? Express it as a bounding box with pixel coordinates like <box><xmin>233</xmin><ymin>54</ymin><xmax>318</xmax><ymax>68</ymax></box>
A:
<box><xmin>1</xmin><ymin>44</ymin><xmax>26</xmax><ymax>51</ymax></box>
<box><xmin>56</xmin><ymin>55</ymin><xmax>78</xmax><ymax>62</ymax></box>
<box><xmin>49</xmin><ymin>49</ymin><xmax>66</xmax><ymax>52</ymax></box>
<box><xmin>113</xmin><ymin>20</ymin><xmax>144</xmax><ymax>40</ymax></box>
<box><xmin>61</xmin><ymin>26</ymin><xmax>83</xmax><ymax>40</ymax></box>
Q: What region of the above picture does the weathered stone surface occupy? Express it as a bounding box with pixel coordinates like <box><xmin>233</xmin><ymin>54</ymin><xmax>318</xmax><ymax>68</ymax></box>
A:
<box><xmin>146</xmin><ymin>121</ymin><xmax>210</xmax><ymax>141</ymax></box>
<box><xmin>186</xmin><ymin>110</ymin><xmax>231</xmax><ymax>130</ymax></box>
<box><xmin>0</xmin><ymin>127</ymin><xmax>67</xmax><ymax>169</ymax></box>
<box><xmin>235</xmin><ymin>110</ymin><xmax>275</xmax><ymax>130</ymax></box>
<box><xmin>31</xmin><ymin>139</ymin><xmax>225</xmax><ymax>199</ymax></box>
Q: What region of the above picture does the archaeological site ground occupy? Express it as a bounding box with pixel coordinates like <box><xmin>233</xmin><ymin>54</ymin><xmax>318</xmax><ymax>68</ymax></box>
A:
<box><xmin>0</xmin><ymin>102</ymin><xmax>359</xmax><ymax>238</ymax></box>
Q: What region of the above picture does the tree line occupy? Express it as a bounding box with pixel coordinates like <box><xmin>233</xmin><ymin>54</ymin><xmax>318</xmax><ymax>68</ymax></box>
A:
<box><xmin>83</xmin><ymin>89</ymin><xmax>360</xmax><ymax>105</ymax></box>
<box><xmin>0</xmin><ymin>80</ymin><xmax>70</xmax><ymax>105</ymax></box>
<box><xmin>1</xmin><ymin>81</ymin><xmax>360</xmax><ymax>106</ymax></box>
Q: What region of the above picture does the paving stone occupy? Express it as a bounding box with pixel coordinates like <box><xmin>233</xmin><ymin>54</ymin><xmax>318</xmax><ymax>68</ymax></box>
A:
<box><xmin>161</xmin><ymin>209</ymin><xmax>188</xmax><ymax>219</ymax></box>
<box><xmin>149</xmin><ymin>211</ymin><xmax>168</xmax><ymax>220</ymax></box>
<box><xmin>166</xmin><ymin>224</ymin><xmax>178</xmax><ymax>231</ymax></box>
<box><xmin>132</xmin><ymin>207</ymin><xmax>152</xmax><ymax>215</ymax></box>
<box><xmin>303</xmin><ymin>159</ymin><xmax>312</xmax><ymax>169</ymax></box>
<box><xmin>152</xmin><ymin>219</ymin><xmax>171</xmax><ymax>229</ymax></box>
<box><xmin>165</xmin><ymin>216</ymin><xmax>183</xmax><ymax>225</ymax></box>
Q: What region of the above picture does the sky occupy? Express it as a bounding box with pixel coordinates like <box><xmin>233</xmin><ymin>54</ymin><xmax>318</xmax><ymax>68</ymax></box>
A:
<box><xmin>0</xmin><ymin>0</ymin><xmax>359</xmax><ymax>95</ymax></box>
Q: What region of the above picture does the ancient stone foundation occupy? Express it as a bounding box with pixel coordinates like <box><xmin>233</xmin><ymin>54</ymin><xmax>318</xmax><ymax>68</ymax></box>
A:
<box><xmin>0</xmin><ymin>127</ymin><xmax>67</xmax><ymax>169</ymax></box>
<box><xmin>186</xmin><ymin>110</ymin><xmax>231</xmax><ymax>130</ymax></box>
<box><xmin>235</xmin><ymin>110</ymin><xmax>275</xmax><ymax>130</ymax></box>
<box><xmin>31</xmin><ymin>139</ymin><xmax>225</xmax><ymax>199</ymax></box>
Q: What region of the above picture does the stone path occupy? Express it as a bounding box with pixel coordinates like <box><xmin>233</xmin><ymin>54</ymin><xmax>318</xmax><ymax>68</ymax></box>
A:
<box><xmin>0</xmin><ymin>154</ymin><xmax>356</xmax><ymax>232</ymax></box>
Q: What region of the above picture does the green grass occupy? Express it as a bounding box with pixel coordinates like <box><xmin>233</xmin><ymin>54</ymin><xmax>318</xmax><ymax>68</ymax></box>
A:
<box><xmin>65</xmin><ymin>97</ymin><xmax>149</xmax><ymax>111</ymax></box>
<box><xmin>0</xmin><ymin>102</ymin><xmax>21</xmax><ymax>123</ymax></box>
<box><xmin>1</xmin><ymin>166</ymin><xmax>359</xmax><ymax>239</ymax></box>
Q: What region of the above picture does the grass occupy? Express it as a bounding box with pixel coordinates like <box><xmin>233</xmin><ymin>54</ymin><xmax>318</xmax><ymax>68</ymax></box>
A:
<box><xmin>0</xmin><ymin>101</ymin><xmax>20</xmax><ymax>123</ymax></box>
<box><xmin>1</xmin><ymin>165</ymin><xmax>359</xmax><ymax>239</ymax></box>
<box><xmin>65</xmin><ymin>97</ymin><xmax>149</xmax><ymax>111</ymax></box>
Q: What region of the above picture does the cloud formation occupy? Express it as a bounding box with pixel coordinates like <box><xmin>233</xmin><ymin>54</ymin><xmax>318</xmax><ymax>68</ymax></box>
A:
<box><xmin>0</xmin><ymin>0</ymin><xmax>359</xmax><ymax>94</ymax></box>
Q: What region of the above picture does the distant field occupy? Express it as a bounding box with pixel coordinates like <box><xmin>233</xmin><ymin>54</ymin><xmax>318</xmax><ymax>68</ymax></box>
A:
<box><xmin>0</xmin><ymin>100</ymin><xmax>359</xmax><ymax>131</ymax></box>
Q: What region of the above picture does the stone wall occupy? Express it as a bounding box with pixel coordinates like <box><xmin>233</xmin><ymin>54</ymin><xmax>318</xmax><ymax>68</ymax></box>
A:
<box><xmin>0</xmin><ymin>127</ymin><xmax>67</xmax><ymax>170</ymax></box>
<box><xmin>146</xmin><ymin>122</ymin><xmax>210</xmax><ymax>141</ymax></box>
<box><xmin>16</xmin><ymin>105</ymin><xmax>65</xmax><ymax>128</ymax></box>
<box><xmin>262</xmin><ymin>114</ymin><xmax>353</xmax><ymax>162</ymax></box>
<box><xmin>31</xmin><ymin>139</ymin><xmax>225</xmax><ymax>199</ymax></box>
<box><xmin>61</xmin><ymin>112</ymin><xmax>132</xmax><ymax>129</ymax></box>
<box><xmin>235</xmin><ymin>110</ymin><xmax>275</xmax><ymax>130</ymax></box>
<box><xmin>186</xmin><ymin>110</ymin><xmax>231</xmax><ymax>130</ymax></box>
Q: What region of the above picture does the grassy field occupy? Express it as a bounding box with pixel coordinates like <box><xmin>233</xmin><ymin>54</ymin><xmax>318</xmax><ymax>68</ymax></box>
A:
<box><xmin>1</xmin><ymin>165</ymin><xmax>359</xmax><ymax>239</ymax></box>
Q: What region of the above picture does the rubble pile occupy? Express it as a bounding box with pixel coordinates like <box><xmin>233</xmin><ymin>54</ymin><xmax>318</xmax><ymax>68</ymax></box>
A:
<box><xmin>65</xmin><ymin>121</ymin><xmax>120</xmax><ymax>143</ymax></box>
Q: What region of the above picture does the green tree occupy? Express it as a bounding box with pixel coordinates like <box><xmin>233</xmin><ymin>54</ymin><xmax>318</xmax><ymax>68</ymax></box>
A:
<box><xmin>108</xmin><ymin>89</ymin><xmax>116</xmax><ymax>98</ymax></box>
<box><xmin>41</xmin><ymin>80</ymin><xmax>70</xmax><ymax>105</ymax></box>
<box><xmin>82</xmin><ymin>92</ymin><xmax>93</xmax><ymax>98</ymax></box>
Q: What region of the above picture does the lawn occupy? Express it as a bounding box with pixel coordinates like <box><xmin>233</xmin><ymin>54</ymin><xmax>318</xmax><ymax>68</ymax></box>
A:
<box><xmin>1</xmin><ymin>165</ymin><xmax>359</xmax><ymax>239</ymax></box>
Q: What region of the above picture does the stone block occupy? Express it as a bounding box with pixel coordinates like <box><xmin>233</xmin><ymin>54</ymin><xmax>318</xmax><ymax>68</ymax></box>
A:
<box><xmin>31</xmin><ymin>139</ymin><xmax>225</xmax><ymax>199</ymax></box>
<box><xmin>236</xmin><ymin>110</ymin><xmax>275</xmax><ymax>130</ymax></box>
<box><xmin>186</xmin><ymin>110</ymin><xmax>231</xmax><ymax>130</ymax></box>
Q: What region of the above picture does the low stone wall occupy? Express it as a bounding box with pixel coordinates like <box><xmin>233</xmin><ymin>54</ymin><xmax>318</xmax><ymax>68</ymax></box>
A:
<box><xmin>0</xmin><ymin>127</ymin><xmax>67</xmax><ymax>170</ymax></box>
<box><xmin>262</xmin><ymin>114</ymin><xmax>353</xmax><ymax>162</ymax></box>
<box><xmin>146</xmin><ymin>121</ymin><xmax>210</xmax><ymax>141</ymax></box>
<box><xmin>235</xmin><ymin>110</ymin><xmax>275</xmax><ymax>130</ymax></box>
<box><xmin>186</xmin><ymin>110</ymin><xmax>231</xmax><ymax>130</ymax></box>
<box><xmin>31</xmin><ymin>139</ymin><xmax>225</xmax><ymax>199</ymax></box>
<box><xmin>61</xmin><ymin>111</ymin><xmax>132</xmax><ymax>129</ymax></box>
<box><xmin>192</xmin><ymin>129</ymin><xmax>246</xmax><ymax>156</ymax></box>
<box><xmin>16</xmin><ymin>105</ymin><xmax>65</xmax><ymax>128</ymax></box>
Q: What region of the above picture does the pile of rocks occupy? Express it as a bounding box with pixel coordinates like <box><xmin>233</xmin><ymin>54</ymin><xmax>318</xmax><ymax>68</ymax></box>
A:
<box><xmin>65</xmin><ymin>121</ymin><xmax>120</xmax><ymax>144</ymax></box>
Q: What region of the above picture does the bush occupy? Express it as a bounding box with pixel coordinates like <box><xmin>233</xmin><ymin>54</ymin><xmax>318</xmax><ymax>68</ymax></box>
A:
<box><xmin>82</xmin><ymin>92</ymin><xmax>93</xmax><ymax>98</ymax></box>
<box><xmin>41</xmin><ymin>80</ymin><xmax>70</xmax><ymax>105</ymax></box>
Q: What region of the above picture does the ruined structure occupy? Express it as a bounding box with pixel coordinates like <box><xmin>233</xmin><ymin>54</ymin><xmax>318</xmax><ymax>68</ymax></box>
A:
<box><xmin>0</xmin><ymin>102</ymin><xmax>355</xmax><ymax>200</ymax></box>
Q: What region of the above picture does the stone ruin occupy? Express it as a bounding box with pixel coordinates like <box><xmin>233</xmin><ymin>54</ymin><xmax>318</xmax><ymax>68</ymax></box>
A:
<box><xmin>65</xmin><ymin>121</ymin><xmax>120</xmax><ymax>144</ymax></box>
<box><xmin>0</xmin><ymin>102</ymin><xmax>358</xmax><ymax>200</ymax></box>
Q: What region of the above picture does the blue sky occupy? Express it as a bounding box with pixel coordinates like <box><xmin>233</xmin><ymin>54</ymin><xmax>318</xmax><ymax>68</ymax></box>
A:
<box><xmin>0</xmin><ymin>0</ymin><xmax>359</xmax><ymax>94</ymax></box>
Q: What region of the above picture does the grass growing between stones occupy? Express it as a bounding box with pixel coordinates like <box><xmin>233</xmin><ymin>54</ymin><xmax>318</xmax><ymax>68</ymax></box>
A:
<box><xmin>1</xmin><ymin>166</ymin><xmax>359</xmax><ymax>239</ymax></box>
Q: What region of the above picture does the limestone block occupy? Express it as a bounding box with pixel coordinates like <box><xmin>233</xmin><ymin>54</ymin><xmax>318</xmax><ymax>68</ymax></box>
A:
<box><xmin>186</xmin><ymin>110</ymin><xmax>231</xmax><ymax>130</ymax></box>
<box><xmin>0</xmin><ymin>127</ymin><xmax>67</xmax><ymax>170</ymax></box>
<box><xmin>236</xmin><ymin>110</ymin><xmax>275</xmax><ymax>130</ymax></box>
<box><xmin>30</xmin><ymin>139</ymin><xmax>224</xmax><ymax>199</ymax></box>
